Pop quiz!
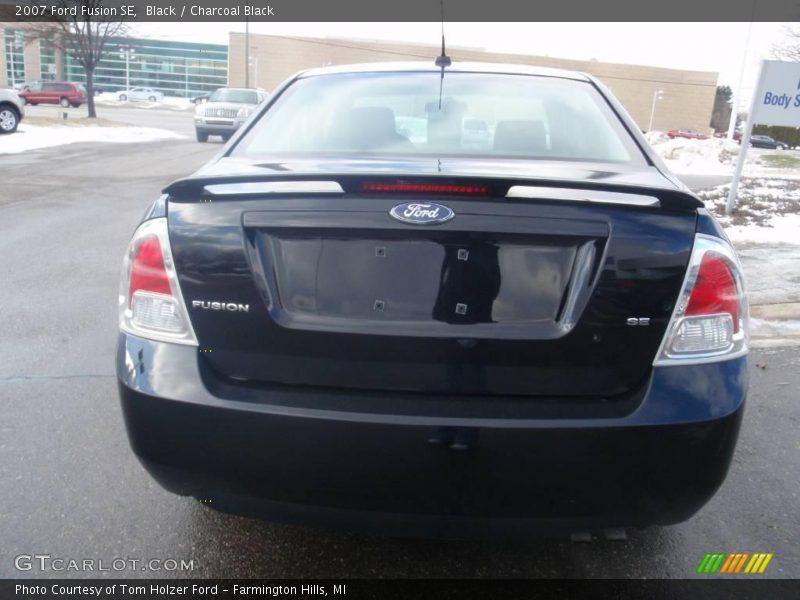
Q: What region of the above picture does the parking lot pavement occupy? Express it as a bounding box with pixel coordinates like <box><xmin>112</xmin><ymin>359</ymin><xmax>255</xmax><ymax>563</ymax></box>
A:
<box><xmin>22</xmin><ymin>102</ymin><xmax>197</xmax><ymax>137</ymax></box>
<box><xmin>1</xmin><ymin>139</ymin><xmax>798</xmax><ymax>579</ymax></box>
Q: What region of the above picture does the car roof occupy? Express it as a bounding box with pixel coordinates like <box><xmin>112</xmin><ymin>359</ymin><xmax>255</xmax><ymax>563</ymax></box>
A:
<box><xmin>296</xmin><ymin>61</ymin><xmax>592</xmax><ymax>82</ymax></box>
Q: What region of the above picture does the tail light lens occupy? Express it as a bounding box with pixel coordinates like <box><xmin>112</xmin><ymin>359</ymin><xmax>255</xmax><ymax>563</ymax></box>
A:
<box><xmin>654</xmin><ymin>234</ymin><xmax>748</xmax><ymax>365</ymax></box>
<box><xmin>118</xmin><ymin>218</ymin><xmax>197</xmax><ymax>345</ymax></box>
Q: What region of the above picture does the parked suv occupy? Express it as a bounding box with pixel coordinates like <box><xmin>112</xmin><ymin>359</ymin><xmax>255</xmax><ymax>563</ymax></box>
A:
<box><xmin>194</xmin><ymin>87</ymin><xmax>267</xmax><ymax>142</ymax></box>
<box><xmin>19</xmin><ymin>81</ymin><xmax>86</xmax><ymax>108</ymax></box>
<box><xmin>0</xmin><ymin>89</ymin><xmax>24</xmax><ymax>133</ymax></box>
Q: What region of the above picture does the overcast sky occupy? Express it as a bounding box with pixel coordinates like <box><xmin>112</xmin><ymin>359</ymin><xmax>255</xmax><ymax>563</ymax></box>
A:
<box><xmin>134</xmin><ymin>22</ymin><xmax>791</xmax><ymax>110</ymax></box>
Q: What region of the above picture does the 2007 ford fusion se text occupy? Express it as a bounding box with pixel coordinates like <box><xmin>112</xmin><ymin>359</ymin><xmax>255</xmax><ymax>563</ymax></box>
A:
<box><xmin>116</xmin><ymin>61</ymin><xmax>748</xmax><ymax>538</ymax></box>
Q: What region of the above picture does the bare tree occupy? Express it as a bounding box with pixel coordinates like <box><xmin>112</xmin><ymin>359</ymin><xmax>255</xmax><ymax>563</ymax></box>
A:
<box><xmin>26</xmin><ymin>1</ymin><xmax>129</xmax><ymax>118</ymax></box>
<box><xmin>772</xmin><ymin>25</ymin><xmax>800</xmax><ymax>62</ymax></box>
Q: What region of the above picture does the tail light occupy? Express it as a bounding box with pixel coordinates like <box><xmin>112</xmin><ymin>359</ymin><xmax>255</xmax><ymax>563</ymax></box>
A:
<box><xmin>654</xmin><ymin>234</ymin><xmax>748</xmax><ymax>365</ymax></box>
<box><xmin>118</xmin><ymin>218</ymin><xmax>197</xmax><ymax>345</ymax></box>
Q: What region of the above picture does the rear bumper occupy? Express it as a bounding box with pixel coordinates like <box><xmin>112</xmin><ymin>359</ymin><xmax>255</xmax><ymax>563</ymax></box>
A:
<box><xmin>117</xmin><ymin>333</ymin><xmax>747</xmax><ymax>537</ymax></box>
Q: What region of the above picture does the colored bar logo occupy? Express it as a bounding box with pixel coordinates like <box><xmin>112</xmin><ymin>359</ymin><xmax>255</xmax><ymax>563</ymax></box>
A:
<box><xmin>697</xmin><ymin>553</ymin><xmax>773</xmax><ymax>574</ymax></box>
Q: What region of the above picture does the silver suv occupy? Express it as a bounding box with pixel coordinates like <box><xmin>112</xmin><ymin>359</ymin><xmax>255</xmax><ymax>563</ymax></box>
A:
<box><xmin>194</xmin><ymin>87</ymin><xmax>266</xmax><ymax>142</ymax></box>
<box><xmin>0</xmin><ymin>89</ymin><xmax>24</xmax><ymax>134</ymax></box>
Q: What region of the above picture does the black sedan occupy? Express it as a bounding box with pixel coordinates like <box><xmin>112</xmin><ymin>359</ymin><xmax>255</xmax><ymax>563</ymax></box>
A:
<box><xmin>750</xmin><ymin>135</ymin><xmax>789</xmax><ymax>150</ymax></box>
<box><xmin>117</xmin><ymin>62</ymin><xmax>749</xmax><ymax>537</ymax></box>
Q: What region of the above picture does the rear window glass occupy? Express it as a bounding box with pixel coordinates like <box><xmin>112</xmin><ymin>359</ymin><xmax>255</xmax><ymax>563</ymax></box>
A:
<box><xmin>234</xmin><ymin>71</ymin><xmax>644</xmax><ymax>164</ymax></box>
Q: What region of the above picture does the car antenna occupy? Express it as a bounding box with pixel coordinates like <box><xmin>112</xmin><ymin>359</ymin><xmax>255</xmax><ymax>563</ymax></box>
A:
<box><xmin>435</xmin><ymin>0</ymin><xmax>451</xmax><ymax>110</ymax></box>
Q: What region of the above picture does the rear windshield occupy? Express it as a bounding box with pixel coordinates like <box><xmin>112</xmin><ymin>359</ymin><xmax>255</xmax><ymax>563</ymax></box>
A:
<box><xmin>210</xmin><ymin>89</ymin><xmax>259</xmax><ymax>104</ymax></box>
<box><xmin>234</xmin><ymin>71</ymin><xmax>645</xmax><ymax>164</ymax></box>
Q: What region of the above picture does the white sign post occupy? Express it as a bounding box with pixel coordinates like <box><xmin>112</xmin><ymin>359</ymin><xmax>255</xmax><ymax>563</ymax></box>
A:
<box><xmin>725</xmin><ymin>60</ymin><xmax>800</xmax><ymax>215</ymax></box>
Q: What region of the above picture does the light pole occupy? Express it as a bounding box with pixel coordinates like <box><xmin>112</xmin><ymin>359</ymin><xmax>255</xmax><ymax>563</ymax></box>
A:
<box><xmin>248</xmin><ymin>46</ymin><xmax>258</xmax><ymax>88</ymax></box>
<box><xmin>728</xmin><ymin>22</ymin><xmax>753</xmax><ymax>140</ymax></box>
<box><xmin>119</xmin><ymin>46</ymin><xmax>136</xmax><ymax>91</ymax></box>
<box><xmin>244</xmin><ymin>18</ymin><xmax>250</xmax><ymax>88</ymax></box>
<box><xmin>648</xmin><ymin>89</ymin><xmax>664</xmax><ymax>132</ymax></box>
<box><xmin>249</xmin><ymin>56</ymin><xmax>259</xmax><ymax>88</ymax></box>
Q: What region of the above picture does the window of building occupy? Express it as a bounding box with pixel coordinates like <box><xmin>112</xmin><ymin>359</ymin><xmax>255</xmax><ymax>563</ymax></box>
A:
<box><xmin>4</xmin><ymin>29</ymin><xmax>25</xmax><ymax>87</ymax></box>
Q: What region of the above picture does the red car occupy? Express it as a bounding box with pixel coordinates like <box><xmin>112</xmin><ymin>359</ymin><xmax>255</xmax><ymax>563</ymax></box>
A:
<box><xmin>18</xmin><ymin>81</ymin><xmax>87</xmax><ymax>108</ymax></box>
<box><xmin>667</xmin><ymin>129</ymin><xmax>709</xmax><ymax>140</ymax></box>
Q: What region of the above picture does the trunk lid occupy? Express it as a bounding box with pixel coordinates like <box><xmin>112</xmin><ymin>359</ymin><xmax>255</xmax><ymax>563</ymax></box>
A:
<box><xmin>167</xmin><ymin>158</ymin><xmax>698</xmax><ymax>398</ymax></box>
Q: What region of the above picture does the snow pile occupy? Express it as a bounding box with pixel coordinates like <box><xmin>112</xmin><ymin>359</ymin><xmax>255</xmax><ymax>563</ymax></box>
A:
<box><xmin>0</xmin><ymin>123</ymin><xmax>183</xmax><ymax>154</ymax></box>
<box><xmin>94</xmin><ymin>92</ymin><xmax>194</xmax><ymax>111</ymax></box>
<box><xmin>644</xmin><ymin>131</ymin><xmax>669</xmax><ymax>145</ymax></box>
<box><xmin>647</xmin><ymin>134</ymin><xmax>741</xmax><ymax>175</ymax></box>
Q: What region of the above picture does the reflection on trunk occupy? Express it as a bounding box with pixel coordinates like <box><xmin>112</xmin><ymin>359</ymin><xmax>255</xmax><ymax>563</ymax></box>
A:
<box><xmin>433</xmin><ymin>242</ymin><xmax>501</xmax><ymax>324</ymax></box>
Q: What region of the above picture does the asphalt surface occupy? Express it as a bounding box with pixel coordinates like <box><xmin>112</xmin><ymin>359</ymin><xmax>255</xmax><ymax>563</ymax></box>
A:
<box><xmin>1</xmin><ymin>111</ymin><xmax>798</xmax><ymax>579</ymax></box>
<box><xmin>22</xmin><ymin>101</ymin><xmax>199</xmax><ymax>138</ymax></box>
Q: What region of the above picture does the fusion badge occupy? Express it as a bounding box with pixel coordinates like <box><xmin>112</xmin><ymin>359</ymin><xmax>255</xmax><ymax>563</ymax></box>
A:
<box><xmin>389</xmin><ymin>202</ymin><xmax>455</xmax><ymax>225</ymax></box>
<box><xmin>192</xmin><ymin>300</ymin><xmax>249</xmax><ymax>313</ymax></box>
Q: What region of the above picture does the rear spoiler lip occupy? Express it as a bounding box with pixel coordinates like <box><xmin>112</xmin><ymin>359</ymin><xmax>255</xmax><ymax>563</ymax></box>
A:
<box><xmin>163</xmin><ymin>173</ymin><xmax>703</xmax><ymax>211</ymax></box>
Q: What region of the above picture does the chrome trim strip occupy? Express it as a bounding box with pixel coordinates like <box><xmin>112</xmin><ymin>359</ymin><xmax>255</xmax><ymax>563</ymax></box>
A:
<box><xmin>204</xmin><ymin>181</ymin><xmax>344</xmax><ymax>195</ymax></box>
<box><xmin>506</xmin><ymin>186</ymin><xmax>660</xmax><ymax>207</ymax></box>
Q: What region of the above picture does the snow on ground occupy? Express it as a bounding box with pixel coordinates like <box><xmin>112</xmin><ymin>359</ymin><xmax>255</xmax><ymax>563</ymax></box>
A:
<box><xmin>646</xmin><ymin>133</ymin><xmax>740</xmax><ymax>176</ymax></box>
<box><xmin>646</xmin><ymin>133</ymin><xmax>800</xmax><ymax>178</ymax></box>
<box><xmin>725</xmin><ymin>214</ymin><xmax>800</xmax><ymax>246</ymax></box>
<box><xmin>645</xmin><ymin>135</ymin><xmax>800</xmax><ymax>246</ymax></box>
<box><xmin>696</xmin><ymin>177</ymin><xmax>800</xmax><ymax>245</ymax></box>
<box><xmin>94</xmin><ymin>92</ymin><xmax>194</xmax><ymax>111</ymax></box>
<box><xmin>692</xmin><ymin>173</ymin><xmax>800</xmax><ymax>345</ymax></box>
<box><xmin>0</xmin><ymin>123</ymin><xmax>183</xmax><ymax>154</ymax></box>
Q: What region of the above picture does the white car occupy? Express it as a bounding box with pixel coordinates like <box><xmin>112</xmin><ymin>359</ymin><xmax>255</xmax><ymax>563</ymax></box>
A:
<box><xmin>0</xmin><ymin>89</ymin><xmax>24</xmax><ymax>134</ymax></box>
<box><xmin>118</xmin><ymin>87</ymin><xmax>164</xmax><ymax>103</ymax></box>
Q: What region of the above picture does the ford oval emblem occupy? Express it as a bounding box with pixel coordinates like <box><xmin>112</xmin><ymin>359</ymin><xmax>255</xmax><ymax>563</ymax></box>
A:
<box><xmin>389</xmin><ymin>202</ymin><xmax>455</xmax><ymax>225</ymax></box>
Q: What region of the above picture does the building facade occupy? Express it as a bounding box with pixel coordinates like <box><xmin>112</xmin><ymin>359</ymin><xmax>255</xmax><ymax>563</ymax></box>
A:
<box><xmin>3</xmin><ymin>27</ymin><xmax>719</xmax><ymax>132</ymax></box>
<box><xmin>228</xmin><ymin>33</ymin><xmax>719</xmax><ymax>133</ymax></box>
<box><xmin>1</xmin><ymin>26</ymin><xmax>227</xmax><ymax>97</ymax></box>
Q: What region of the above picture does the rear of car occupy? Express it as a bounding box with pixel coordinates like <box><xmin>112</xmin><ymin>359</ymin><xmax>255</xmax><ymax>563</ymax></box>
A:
<box><xmin>0</xmin><ymin>89</ymin><xmax>24</xmax><ymax>134</ymax></box>
<box><xmin>117</xmin><ymin>63</ymin><xmax>748</xmax><ymax>537</ymax></box>
<box><xmin>19</xmin><ymin>81</ymin><xmax>86</xmax><ymax>107</ymax></box>
<box><xmin>194</xmin><ymin>87</ymin><xmax>266</xmax><ymax>142</ymax></box>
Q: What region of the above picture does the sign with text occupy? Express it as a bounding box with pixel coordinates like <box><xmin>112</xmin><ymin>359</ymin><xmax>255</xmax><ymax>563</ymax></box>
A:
<box><xmin>752</xmin><ymin>60</ymin><xmax>800</xmax><ymax>128</ymax></box>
